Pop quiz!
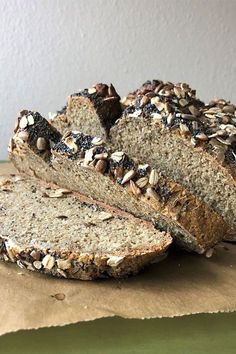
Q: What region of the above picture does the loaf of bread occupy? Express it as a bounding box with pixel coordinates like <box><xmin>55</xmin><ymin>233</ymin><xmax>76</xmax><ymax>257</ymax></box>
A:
<box><xmin>109</xmin><ymin>80</ymin><xmax>236</xmax><ymax>231</ymax></box>
<box><xmin>49</xmin><ymin>83</ymin><xmax>122</xmax><ymax>139</ymax></box>
<box><xmin>9</xmin><ymin>111</ymin><xmax>231</xmax><ymax>253</ymax></box>
<box><xmin>0</xmin><ymin>175</ymin><xmax>171</xmax><ymax>279</ymax></box>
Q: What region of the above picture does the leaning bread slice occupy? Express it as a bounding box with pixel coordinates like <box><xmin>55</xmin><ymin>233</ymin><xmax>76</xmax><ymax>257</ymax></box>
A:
<box><xmin>0</xmin><ymin>176</ymin><xmax>171</xmax><ymax>280</ymax></box>
<box><xmin>110</xmin><ymin>81</ymin><xmax>236</xmax><ymax>231</ymax></box>
<box><xmin>49</xmin><ymin>83</ymin><xmax>122</xmax><ymax>139</ymax></box>
<box><xmin>9</xmin><ymin>111</ymin><xmax>231</xmax><ymax>253</ymax></box>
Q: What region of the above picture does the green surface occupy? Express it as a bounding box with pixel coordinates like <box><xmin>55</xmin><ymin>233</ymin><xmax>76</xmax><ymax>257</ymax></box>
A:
<box><xmin>0</xmin><ymin>313</ymin><xmax>236</xmax><ymax>354</ymax></box>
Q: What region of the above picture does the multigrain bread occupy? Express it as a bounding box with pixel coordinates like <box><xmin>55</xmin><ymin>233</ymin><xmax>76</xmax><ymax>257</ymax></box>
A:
<box><xmin>109</xmin><ymin>80</ymin><xmax>236</xmax><ymax>231</ymax></box>
<box><xmin>49</xmin><ymin>83</ymin><xmax>122</xmax><ymax>139</ymax></box>
<box><xmin>9</xmin><ymin>111</ymin><xmax>231</xmax><ymax>253</ymax></box>
<box><xmin>0</xmin><ymin>176</ymin><xmax>171</xmax><ymax>280</ymax></box>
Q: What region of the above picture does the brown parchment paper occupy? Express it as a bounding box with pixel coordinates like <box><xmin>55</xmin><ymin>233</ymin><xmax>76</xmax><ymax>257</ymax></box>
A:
<box><xmin>0</xmin><ymin>163</ymin><xmax>236</xmax><ymax>336</ymax></box>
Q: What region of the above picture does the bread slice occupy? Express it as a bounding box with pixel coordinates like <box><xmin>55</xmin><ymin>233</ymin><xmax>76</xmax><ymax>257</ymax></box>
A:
<box><xmin>0</xmin><ymin>175</ymin><xmax>171</xmax><ymax>280</ymax></box>
<box><xmin>9</xmin><ymin>111</ymin><xmax>231</xmax><ymax>253</ymax></box>
<box><xmin>109</xmin><ymin>81</ymin><xmax>236</xmax><ymax>231</ymax></box>
<box><xmin>49</xmin><ymin>83</ymin><xmax>122</xmax><ymax>139</ymax></box>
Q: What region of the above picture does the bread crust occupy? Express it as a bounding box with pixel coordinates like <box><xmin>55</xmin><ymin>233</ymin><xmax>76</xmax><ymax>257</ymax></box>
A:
<box><xmin>49</xmin><ymin>83</ymin><xmax>122</xmax><ymax>138</ymax></box>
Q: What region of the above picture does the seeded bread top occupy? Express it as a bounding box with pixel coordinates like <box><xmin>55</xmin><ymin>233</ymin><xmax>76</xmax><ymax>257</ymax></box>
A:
<box><xmin>51</xmin><ymin>130</ymin><xmax>216</xmax><ymax>219</ymax></box>
<box><xmin>10</xmin><ymin>110</ymin><xmax>62</xmax><ymax>152</ymax></box>
<box><xmin>121</xmin><ymin>80</ymin><xmax>236</xmax><ymax>168</ymax></box>
<box><xmin>49</xmin><ymin>83</ymin><xmax>121</xmax><ymax>121</ymax></box>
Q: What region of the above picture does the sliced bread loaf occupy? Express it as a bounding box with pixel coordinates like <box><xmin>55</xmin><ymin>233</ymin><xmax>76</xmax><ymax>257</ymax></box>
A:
<box><xmin>49</xmin><ymin>83</ymin><xmax>122</xmax><ymax>139</ymax></box>
<box><xmin>9</xmin><ymin>111</ymin><xmax>231</xmax><ymax>253</ymax></box>
<box><xmin>0</xmin><ymin>175</ymin><xmax>171</xmax><ymax>280</ymax></box>
<box><xmin>109</xmin><ymin>81</ymin><xmax>236</xmax><ymax>230</ymax></box>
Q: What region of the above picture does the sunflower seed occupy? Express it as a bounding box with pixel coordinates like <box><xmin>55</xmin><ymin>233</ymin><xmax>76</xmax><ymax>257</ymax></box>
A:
<box><xmin>221</xmin><ymin>124</ymin><xmax>236</xmax><ymax>135</ymax></box>
<box><xmin>57</xmin><ymin>188</ymin><xmax>71</xmax><ymax>194</ymax></box>
<box><xmin>121</xmin><ymin>96</ymin><xmax>133</xmax><ymax>106</ymax></box>
<box><xmin>48</xmin><ymin>111</ymin><xmax>57</xmax><ymax>120</ymax></box>
<box><xmin>63</xmin><ymin>130</ymin><xmax>72</xmax><ymax>139</ymax></box>
<box><xmin>57</xmin><ymin>269</ymin><xmax>67</xmax><ymax>278</ymax></box>
<box><xmin>151</xmin><ymin>112</ymin><xmax>162</xmax><ymax>120</ymax></box>
<box><xmin>108</xmin><ymin>83</ymin><xmax>118</xmax><ymax>97</ymax></box>
<box><xmin>167</xmin><ymin>113</ymin><xmax>174</xmax><ymax>125</ymax></box>
<box><xmin>181</xmin><ymin>114</ymin><xmax>196</xmax><ymax>121</ymax></box>
<box><xmin>7</xmin><ymin>249</ymin><xmax>15</xmax><ymax>262</ymax></box>
<box><xmin>151</xmin><ymin>97</ymin><xmax>160</xmax><ymax>105</ymax></box>
<box><xmin>99</xmin><ymin>212</ymin><xmax>113</xmax><ymax>221</ymax></box>
<box><xmin>94</xmin><ymin>152</ymin><xmax>108</xmax><ymax>160</ymax></box>
<box><xmin>208</xmin><ymin>130</ymin><xmax>226</xmax><ymax>138</ymax></box>
<box><xmin>114</xmin><ymin>166</ymin><xmax>124</xmax><ymax>179</ymax></box>
<box><xmin>195</xmin><ymin>133</ymin><xmax>208</xmax><ymax>141</ymax></box>
<box><xmin>88</xmin><ymin>159</ymin><xmax>96</xmax><ymax>168</ymax></box>
<box><xmin>188</xmin><ymin>105</ymin><xmax>200</xmax><ymax>116</ymax></box>
<box><xmin>130</xmin><ymin>180</ymin><xmax>141</xmax><ymax>197</ymax></box>
<box><xmin>222</xmin><ymin>105</ymin><xmax>235</xmax><ymax>114</ymax></box>
<box><xmin>180</xmin><ymin>82</ymin><xmax>189</xmax><ymax>91</ymax></box>
<box><xmin>180</xmin><ymin>89</ymin><xmax>186</xmax><ymax>98</ymax></box>
<box><xmin>36</xmin><ymin>137</ymin><xmax>47</xmax><ymax>151</ymax></box>
<box><xmin>121</xmin><ymin>170</ymin><xmax>136</xmax><ymax>185</ymax></box>
<box><xmin>149</xmin><ymin>169</ymin><xmax>159</xmax><ymax>186</ymax></box>
<box><xmin>17</xmin><ymin>260</ymin><xmax>25</xmax><ymax>269</ymax></box>
<box><xmin>140</xmin><ymin>95</ymin><xmax>150</xmax><ymax>107</ymax></box>
<box><xmin>146</xmin><ymin>187</ymin><xmax>159</xmax><ymax>202</ymax></box>
<box><xmin>155</xmin><ymin>101</ymin><xmax>165</xmax><ymax>111</ymax></box>
<box><xmin>135</xmin><ymin>177</ymin><xmax>149</xmax><ymax>188</ymax></box>
<box><xmin>56</xmin><ymin>259</ymin><xmax>71</xmax><ymax>270</ymax></box>
<box><xmin>64</xmin><ymin>137</ymin><xmax>78</xmax><ymax>153</ymax></box>
<box><xmin>221</xmin><ymin>115</ymin><xmax>230</xmax><ymax>124</ymax></box>
<box><xmin>216</xmin><ymin>137</ymin><xmax>234</xmax><ymax>145</ymax></box>
<box><xmin>84</xmin><ymin>148</ymin><xmax>94</xmax><ymax>162</ymax></box>
<box><xmin>33</xmin><ymin>261</ymin><xmax>42</xmax><ymax>269</ymax></box>
<box><xmin>19</xmin><ymin>116</ymin><xmax>28</xmax><ymax>129</ymax></box>
<box><xmin>50</xmin><ymin>140</ymin><xmax>55</xmax><ymax>149</ymax></box>
<box><xmin>205</xmin><ymin>248</ymin><xmax>214</xmax><ymax>258</ymax></box>
<box><xmin>204</xmin><ymin>107</ymin><xmax>221</xmax><ymax>114</ymax></box>
<box><xmin>42</xmin><ymin>254</ymin><xmax>55</xmax><ymax>270</ymax></box>
<box><xmin>95</xmin><ymin>159</ymin><xmax>107</xmax><ymax>173</ymax></box>
<box><xmin>154</xmin><ymin>83</ymin><xmax>164</xmax><ymax>94</ymax></box>
<box><xmin>88</xmin><ymin>87</ymin><xmax>97</xmax><ymax>94</ymax></box>
<box><xmin>191</xmin><ymin>137</ymin><xmax>197</xmax><ymax>146</ymax></box>
<box><xmin>107</xmin><ymin>256</ymin><xmax>124</xmax><ymax>267</ymax></box>
<box><xmin>27</xmin><ymin>114</ymin><xmax>35</xmax><ymax>125</ymax></box>
<box><xmin>111</xmin><ymin>151</ymin><xmax>125</xmax><ymax>163</ymax></box>
<box><xmin>30</xmin><ymin>250</ymin><xmax>41</xmax><ymax>260</ymax></box>
<box><xmin>164</xmin><ymin>102</ymin><xmax>171</xmax><ymax>113</ymax></box>
<box><xmin>174</xmin><ymin>87</ymin><xmax>182</xmax><ymax>98</ymax></box>
<box><xmin>179</xmin><ymin>98</ymin><xmax>188</xmax><ymax>107</ymax></box>
<box><xmin>91</xmin><ymin>137</ymin><xmax>104</xmax><ymax>146</ymax></box>
<box><xmin>205</xmin><ymin>113</ymin><xmax>215</xmax><ymax>119</ymax></box>
<box><xmin>179</xmin><ymin>123</ymin><xmax>190</xmax><ymax>135</ymax></box>
<box><xmin>192</xmin><ymin>121</ymin><xmax>199</xmax><ymax>130</ymax></box>
<box><xmin>43</xmin><ymin>190</ymin><xmax>65</xmax><ymax>198</ymax></box>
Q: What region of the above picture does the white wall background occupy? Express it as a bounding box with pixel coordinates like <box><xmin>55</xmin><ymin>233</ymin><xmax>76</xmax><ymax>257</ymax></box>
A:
<box><xmin>0</xmin><ymin>0</ymin><xmax>236</xmax><ymax>159</ymax></box>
